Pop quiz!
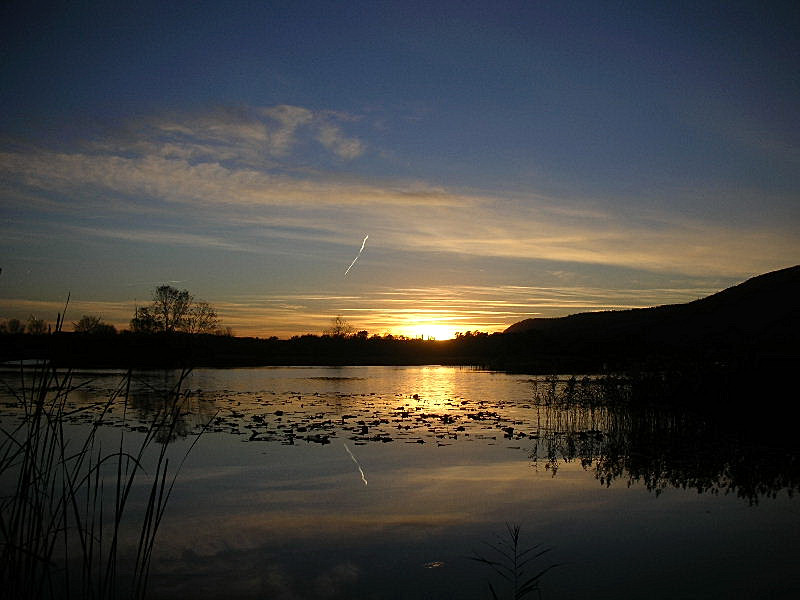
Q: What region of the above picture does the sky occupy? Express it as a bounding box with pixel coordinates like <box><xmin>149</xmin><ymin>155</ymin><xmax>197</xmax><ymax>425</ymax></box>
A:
<box><xmin>1</xmin><ymin>1</ymin><xmax>798</xmax><ymax>338</ymax></box>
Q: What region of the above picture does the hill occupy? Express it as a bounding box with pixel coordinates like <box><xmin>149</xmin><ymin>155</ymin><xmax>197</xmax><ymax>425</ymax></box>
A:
<box><xmin>501</xmin><ymin>265</ymin><xmax>800</xmax><ymax>370</ymax></box>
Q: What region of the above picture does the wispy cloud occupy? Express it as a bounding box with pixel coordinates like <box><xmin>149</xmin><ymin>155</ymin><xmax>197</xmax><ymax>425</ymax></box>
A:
<box><xmin>0</xmin><ymin>150</ymin><xmax>456</xmax><ymax>210</ymax></box>
<box><xmin>62</xmin><ymin>225</ymin><xmax>254</xmax><ymax>253</ymax></box>
<box><xmin>108</xmin><ymin>104</ymin><xmax>363</xmax><ymax>165</ymax></box>
<box><xmin>315</xmin><ymin>123</ymin><xmax>365</xmax><ymax>159</ymax></box>
<box><xmin>2</xmin><ymin>139</ymin><xmax>793</xmax><ymax>280</ymax></box>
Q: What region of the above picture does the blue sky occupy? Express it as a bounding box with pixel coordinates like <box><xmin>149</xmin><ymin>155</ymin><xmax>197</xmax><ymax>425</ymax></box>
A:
<box><xmin>1</xmin><ymin>1</ymin><xmax>798</xmax><ymax>337</ymax></box>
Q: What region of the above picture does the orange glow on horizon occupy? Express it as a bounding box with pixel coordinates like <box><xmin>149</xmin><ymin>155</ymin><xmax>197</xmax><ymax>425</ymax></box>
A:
<box><xmin>391</xmin><ymin>323</ymin><xmax>461</xmax><ymax>340</ymax></box>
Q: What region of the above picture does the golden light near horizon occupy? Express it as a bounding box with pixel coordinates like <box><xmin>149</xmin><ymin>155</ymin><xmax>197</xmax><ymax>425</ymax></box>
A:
<box><xmin>335</xmin><ymin>304</ymin><xmax>506</xmax><ymax>341</ymax></box>
<box><xmin>392</xmin><ymin>321</ymin><xmax>463</xmax><ymax>340</ymax></box>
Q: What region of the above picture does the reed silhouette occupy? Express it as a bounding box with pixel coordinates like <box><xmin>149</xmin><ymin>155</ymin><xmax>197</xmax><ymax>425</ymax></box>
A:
<box><xmin>0</xmin><ymin>303</ymin><xmax>210</xmax><ymax>600</ymax></box>
<box><xmin>471</xmin><ymin>523</ymin><xmax>558</xmax><ymax>600</ymax></box>
<box><xmin>527</xmin><ymin>375</ymin><xmax>799</xmax><ymax>504</ymax></box>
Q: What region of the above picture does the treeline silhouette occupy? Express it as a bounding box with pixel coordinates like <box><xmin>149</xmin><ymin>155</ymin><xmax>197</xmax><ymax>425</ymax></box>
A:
<box><xmin>1</xmin><ymin>266</ymin><xmax>797</xmax><ymax>388</ymax></box>
<box><xmin>0</xmin><ymin>330</ymin><xmax>499</xmax><ymax>369</ymax></box>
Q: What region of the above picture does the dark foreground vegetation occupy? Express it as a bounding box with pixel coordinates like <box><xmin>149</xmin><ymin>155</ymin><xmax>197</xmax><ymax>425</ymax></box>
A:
<box><xmin>0</xmin><ymin>332</ymin><xmax>208</xmax><ymax>599</ymax></box>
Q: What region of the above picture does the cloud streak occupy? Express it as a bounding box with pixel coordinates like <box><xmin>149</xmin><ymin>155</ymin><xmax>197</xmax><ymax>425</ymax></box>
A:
<box><xmin>112</xmin><ymin>105</ymin><xmax>363</xmax><ymax>165</ymax></box>
<box><xmin>188</xmin><ymin>281</ymin><xmax>725</xmax><ymax>337</ymax></box>
<box><xmin>0</xmin><ymin>275</ymin><xmax>749</xmax><ymax>338</ymax></box>
<box><xmin>2</xmin><ymin>140</ymin><xmax>793</xmax><ymax>279</ymax></box>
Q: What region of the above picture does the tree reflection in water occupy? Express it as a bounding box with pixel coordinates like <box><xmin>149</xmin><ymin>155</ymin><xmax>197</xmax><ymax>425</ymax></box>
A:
<box><xmin>528</xmin><ymin>375</ymin><xmax>799</xmax><ymax>504</ymax></box>
<box><xmin>125</xmin><ymin>372</ymin><xmax>218</xmax><ymax>444</ymax></box>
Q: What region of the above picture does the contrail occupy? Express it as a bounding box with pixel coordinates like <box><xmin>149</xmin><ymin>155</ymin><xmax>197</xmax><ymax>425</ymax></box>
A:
<box><xmin>343</xmin><ymin>442</ymin><xmax>368</xmax><ymax>486</ymax></box>
<box><xmin>344</xmin><ymin>235</ymin><xmax>369</xmax><ymax>277</ymax></box>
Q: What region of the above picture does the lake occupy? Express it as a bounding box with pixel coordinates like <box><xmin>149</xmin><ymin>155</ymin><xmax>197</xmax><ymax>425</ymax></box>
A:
<box><xmin>1</xmin><ymin>365</ymin><xmax>798</xmax><ymax>599</ymax></box>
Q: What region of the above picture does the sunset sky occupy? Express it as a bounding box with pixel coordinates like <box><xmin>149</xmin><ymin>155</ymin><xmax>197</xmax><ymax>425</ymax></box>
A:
<box><xmin>1</xmin><ymin>1</ymin><xmax>798</xmax><ymax>338</ymax></box>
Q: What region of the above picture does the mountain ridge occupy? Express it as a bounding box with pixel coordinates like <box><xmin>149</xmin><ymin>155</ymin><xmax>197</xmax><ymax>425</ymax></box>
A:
<box><xmin>502</xmin><ymin>265</ymin><xmax>800</xmax><ymax>363</ymax></box>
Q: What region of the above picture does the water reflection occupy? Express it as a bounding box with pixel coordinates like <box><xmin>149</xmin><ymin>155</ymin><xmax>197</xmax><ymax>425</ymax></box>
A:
<box><xmin>0</xmin><ymin>368</ymin><xmax>218</xmax><ymax>445</ymax></box>
<box><xmin>3</xmin><ymin>366</ymin><xmax>798</xmax><ymax>599</ymax></box>
<box><xmin>125</xmin><ymin>391</ymin><xmax>216</xmax><ymax>444</ymax></box>
<box><xmin>1</xmin><ymin>368</ymin><xmax>796</xmax><ymax>504</ymax></box>
<box><xmin>528</xmin><ymin>376</ymin><xmax>800</xmax><ymax>504</ymax></box>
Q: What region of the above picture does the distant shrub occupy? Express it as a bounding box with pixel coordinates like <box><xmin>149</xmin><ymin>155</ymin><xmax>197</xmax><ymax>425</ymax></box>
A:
<box><xmin>73</xmin><ymin>314</ymin><xmax>117</xmax><ymax>335</ymax></box>
<box><xmin>0</xmin><ymin>318</ymin><xmax>24</xmax><ymax>334</ymax></box>
<box><xmin>25</xmin><ymin>315</ymin><xmax>48</xmax><ymax>335</ymax></box>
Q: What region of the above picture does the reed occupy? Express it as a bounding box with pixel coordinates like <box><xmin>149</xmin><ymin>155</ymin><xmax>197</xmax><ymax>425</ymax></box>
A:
<box><xmin>470</xmin><ymin>523</ymin><xmax>558</xmax><ymax>600</ymax></box>
<box><xmin>0</xmin><ymin>358</ymin><xmax>206</xmax><ymax>599</ymax></box>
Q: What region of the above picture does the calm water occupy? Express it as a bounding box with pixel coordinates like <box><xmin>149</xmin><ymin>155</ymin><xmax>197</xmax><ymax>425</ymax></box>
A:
<box><xmin>1</xmin><ymin>365</ymin><xmax>798</xmax><ymax>599</ymax></box>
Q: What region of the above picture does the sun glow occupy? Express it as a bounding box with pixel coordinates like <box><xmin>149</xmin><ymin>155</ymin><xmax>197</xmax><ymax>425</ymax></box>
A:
<box><xmin>395</xmin><ymin>323</ymin><xmax>460</xmax><ymax>340</ymax></box>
